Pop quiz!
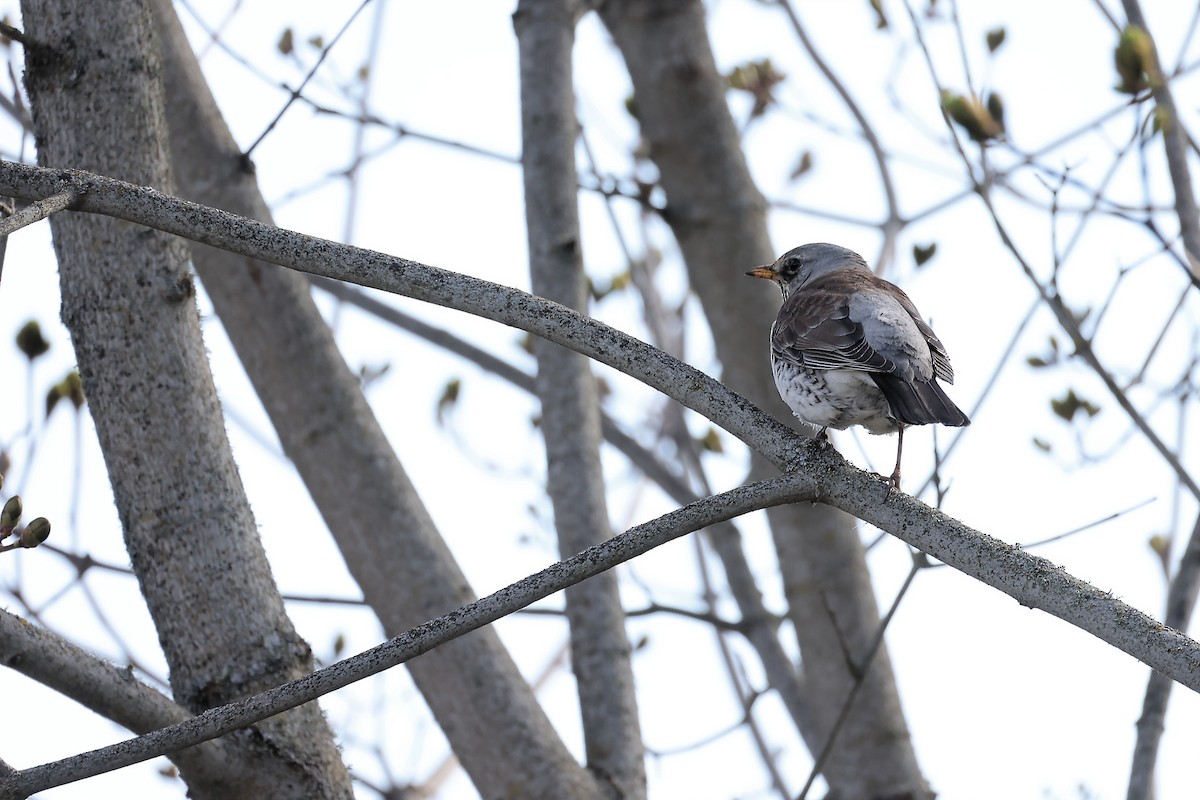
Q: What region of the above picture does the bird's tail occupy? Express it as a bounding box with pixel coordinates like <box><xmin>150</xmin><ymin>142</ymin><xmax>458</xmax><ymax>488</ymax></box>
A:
<box><xmin>870</xmin><ymin>374</ymin><xmax>970</xmax><ymax>427</ymax></box>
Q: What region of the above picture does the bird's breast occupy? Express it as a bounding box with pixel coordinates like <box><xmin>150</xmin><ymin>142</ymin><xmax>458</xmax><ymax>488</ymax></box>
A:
<box><xmin>771</xmin><ymin>361</ymin><xmax>899</xmax><ymax>434</ymax></box>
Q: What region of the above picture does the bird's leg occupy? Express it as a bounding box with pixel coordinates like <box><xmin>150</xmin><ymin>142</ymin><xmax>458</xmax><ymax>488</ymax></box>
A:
<box><xmin>888</xmin><ymin>424</ymin><xmax>906</xmax><ymax>490</ymax></box>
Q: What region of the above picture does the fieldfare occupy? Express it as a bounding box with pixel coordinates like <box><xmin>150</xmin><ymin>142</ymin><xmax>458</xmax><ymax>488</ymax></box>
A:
<box><xmin>747</xmin><ymin>243</ymin><xmax>969</xmax><ymax>488</ymax></box>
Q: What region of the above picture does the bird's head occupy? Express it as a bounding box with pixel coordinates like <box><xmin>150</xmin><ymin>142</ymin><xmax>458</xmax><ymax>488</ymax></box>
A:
<box><xmin>746</xmin><ymin>243</ymin><xmax>869</xmax><ymax>298</ymax></box>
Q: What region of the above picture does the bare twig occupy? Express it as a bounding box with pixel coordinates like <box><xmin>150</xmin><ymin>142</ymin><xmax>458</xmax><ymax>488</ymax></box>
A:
<box><xmin>778</xmin><ymin>0</ymin><xmax>903</xmax><ymax>269</ymax></box>
<box><xmin>989</xmin><ymin>196</ymin><xmax>1200</xmax><ymax>500</ymax></box>
<box><xmin>243</xmin><ymin>0</ymin><xmax>372</xmax><ymax>158</ymax></box>
<box><xmin>797</xmin><ymin>558</ymin><xmax>922</xmax><ymax>800</ymax></box>
<box><xmin>0</xmin><ymin>191</ymin><xmax>77</xmax><ymax>235</ymax></box>
<box><xmin>900</xmin><ymin>0</ymin><xmax>1200</xmax><ymax>501</ymax></box>
<box><xmin>912</xmin><ymin>298</ymin><xmax>1039</xmax><ymax>499</ymax></box>
<box><xmin>297</xmin><ymin>98</ymin><xmax>521</xmax><ymax>163</ymax></box>
<box><xmin>0</xmin><ymin>22</ymin><xmax>28</xmax><ymax>45</ymax></box>
<box><xmin>1018</xmin><ymin>497</ymin><xmax>1156</xmax><ymax>549</ymax></box>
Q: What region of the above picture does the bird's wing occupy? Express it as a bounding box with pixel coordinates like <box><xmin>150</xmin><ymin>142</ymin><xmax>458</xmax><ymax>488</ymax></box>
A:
<box><xmin>770</xmin><ymin>281</ymin><xmax>895</xmax><ymax>374</ymax></box>
<box><xmin>882</xmin><ymin>281</ymin><xmax>956</xmax><ymax>384</ymax></box>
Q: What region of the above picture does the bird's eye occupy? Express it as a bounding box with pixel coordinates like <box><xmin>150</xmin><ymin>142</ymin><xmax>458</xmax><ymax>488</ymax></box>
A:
<box><xmin>784</xmin><ymin>256</ymin><xmax>802</xmax><ymax>273</ymax></box>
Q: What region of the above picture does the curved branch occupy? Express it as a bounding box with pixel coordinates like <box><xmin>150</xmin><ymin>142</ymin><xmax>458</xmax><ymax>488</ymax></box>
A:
<box><xmin>0</xmin><ymin>156</ymin><xmax>1197</xmax><ymax>704</ymax></box>
<box><xmin>0</xmin><ymin>473</ymin><xmax>819</xmax><ymax>799</ymax></box>
<box><xmin>309</xmin><ymin>275</ymin><xmax>814</xmax><ymax>738</ymax></box>
<box><xmin>0</xmin><ymin>608</ymin><xmax>254</xmax><ymax>789</ymax></box>
<box><xmin>0</xmin><ymin>161</ymin><xmax>793</xmax><ymax>462</ymax></box>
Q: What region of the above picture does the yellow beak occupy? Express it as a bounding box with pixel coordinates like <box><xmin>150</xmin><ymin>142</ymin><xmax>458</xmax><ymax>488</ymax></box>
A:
<box><xmin>745</xmin><ymin>266</ymin><xmax>779</xmax><ymax>281</ymax></box>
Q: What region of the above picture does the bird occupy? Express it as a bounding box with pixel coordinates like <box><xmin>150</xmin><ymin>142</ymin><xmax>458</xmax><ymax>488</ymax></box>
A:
<box><xmin>746</xmin><ymin>243</ymin><xmax>969</xmax><ymax>488</ymax></box>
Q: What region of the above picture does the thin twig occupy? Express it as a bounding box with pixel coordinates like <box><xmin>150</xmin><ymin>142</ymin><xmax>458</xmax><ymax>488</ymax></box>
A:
<box><xmin>912</xmin><ymin>298</ymin><xmax>1040</xmax><ymax>498</ymax></box>
<box><xmin>778</xmin><ymin>0</ymin><xmax>903</xmax><ymax>268</ymax></box>
<box><xmin>243</xmin><ymin>0</ymin><xmax>373</xmax><ymax>158</ymax></box>
<box><xmin>900</xmin><ymin>0</ymin><xmax>1200</xmax><ymax>501</ymax></box>
<box><xmin>0</xmin><ymin>22</ymin><xmax>28</xmax><ymax>46</ymax></box>
<box><xmin>989</xmin><ymin>195</ymin><xmax>1200</xmax><ymax>500</ymax></box>
<box><xmin>298</xmin><ymin>97</ymin><xmax>521</xmax><ymax>164</ymax></box>
<box><xmin>1018</xmin><ymin>497</ymin><xmax>1156</xmax><ymax>549</ymax></box>
<box><xmin>797</xmin><ymin>558</ymin><xmax>922</xmax><ymax>799</ymax></box>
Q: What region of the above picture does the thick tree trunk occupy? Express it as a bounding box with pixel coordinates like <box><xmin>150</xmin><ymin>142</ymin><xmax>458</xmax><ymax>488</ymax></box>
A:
<box><xmin>18</xmin><ymin>1</ymin><xmax>351</xmax><ymax>797</ymax></box>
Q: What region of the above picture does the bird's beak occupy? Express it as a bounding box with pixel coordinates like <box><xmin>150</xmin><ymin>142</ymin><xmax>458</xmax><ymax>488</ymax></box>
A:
<box><xmin>745</xmin><ymin>266</ymin><xmax>779</xmax><ymax>281</ymax></box>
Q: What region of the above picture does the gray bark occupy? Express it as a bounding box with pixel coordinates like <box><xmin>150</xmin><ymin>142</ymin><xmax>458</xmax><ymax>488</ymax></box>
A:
<box><xmin>595</xmin><ymin>1</ymin><xmax>931</xmax><ymax>796</ymax></box>
<box><xmin>515</xmin><ymin>1</ymin><xmax>646</xmax><ymax>797</ymax></box>
<box><xmin>149</xmin><ymin>2</ymin><xmax>604</xmax><ymax>798</ymax></box>
<box><xmin>18</xmin><ymin>1</ymin><xmax>351</xmax><ymax>798</ymax></box>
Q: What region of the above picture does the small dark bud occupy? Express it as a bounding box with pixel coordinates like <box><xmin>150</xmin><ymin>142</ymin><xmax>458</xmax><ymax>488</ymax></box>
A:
<box><xmin>986</xmin><ymin>27</ymin><xmax>1006</xmax><ymax>53</ymax></box>
<box><xmin>15</xmin><ymin>320</ymin><xmax>49</xmax><ymax>360</ymax></box>
<box><xmin>1</xmin><ymin>495</ymin><xmax>21</xmax><ymax>529</ymax></box>
<box><xmin>940</xmin><ymin>90</ymin><xmax>1004</xmax><ymax>143</ymax></box>
<box><xmin>436</xmin><ymin>378</ymin><xmax>461</xmax><ymax>425</ymax></box>
<box><xmin>789</xmin><ymin>150</ymin><xmax>814</xmax><ymax>181</ymax></box>
<box><xmin>913</xmin><ymin>243</ymin><xmax>938</xmax><ymax>267</ymax></box>
<box><xmin>19</xmin><ymin>517</ymin><xmax>50</xmax><ymax>547</ymax></box>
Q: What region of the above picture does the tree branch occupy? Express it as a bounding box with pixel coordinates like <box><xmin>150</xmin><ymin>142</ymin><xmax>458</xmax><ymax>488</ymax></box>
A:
<box><xmin>309</xmin><ymin>274</ymin><xmax>814</xmax><ymax>741</ymax></box>
<box><xmin>0</xmin><ymin>473</ymin><xmax>818</xmax><ymax>799</ymax></box>
<box><xmin>0</xmin><ymin>159</ymin><xmax>1196</xmax><ymax>687</ymax></box>
<box><xmin>0</xmin><ymin>190</ymin><xmax>76</xmax><ymax>235</ymax></box>
<box><xmin>0</xmin><ymin>608</ymin><xmax>263</xmax><ymax>790</ymax></box>
<box><xmin>1128</xmin><ymin>509</ymin><xmax>1200</xmax><ymax>800</ymax></box>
